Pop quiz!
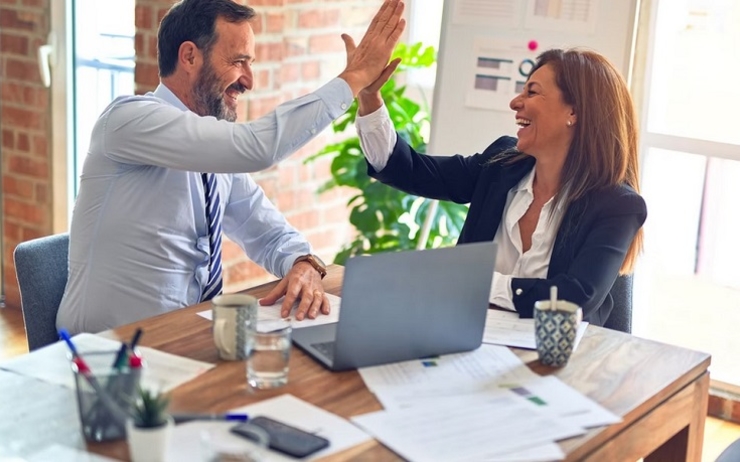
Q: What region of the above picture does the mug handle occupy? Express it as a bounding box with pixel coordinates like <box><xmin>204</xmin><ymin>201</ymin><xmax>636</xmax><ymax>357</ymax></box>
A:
<box><xmin>213</xmin><ymin>319</ymin><xmax>232</xmax><ymax>356</ymax></box>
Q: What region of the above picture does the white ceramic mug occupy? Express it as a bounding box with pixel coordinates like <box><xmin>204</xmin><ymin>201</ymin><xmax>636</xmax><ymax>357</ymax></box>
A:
<box><xmin>212</xmin><ymin>294</ymin><xmax>258</xmax><ymax>361</ymax></box>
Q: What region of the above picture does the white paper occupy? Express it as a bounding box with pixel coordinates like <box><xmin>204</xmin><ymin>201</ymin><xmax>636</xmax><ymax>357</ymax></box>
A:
<box><xmin>352</xmin><ymin>391</ymin><xmax>583</xmax><ymax>462</ymax></box>
<box><xmin>26</xmin><ymin>444</ymin><xmax>120</xmax><ymax>462</ymax></box>
<box><xmin>167</xmin><ymin>394</ymin><xmax>370</xmax><ymax>462</ymax></box>
<box><xmin>0</xmin><ymin>333</ymin><xmax>214</xmax><ymax>393</ymax></box>
<box><xmin>358</xmin><ymin>344</ymin><xmax>538</xmax><ymax>392</ymax></box>
<box><xmin>197</xmin><ymin>293</ymin><xmax>341</xmax><ymax>329</ymax></box>
<box><xmin>501</xmin><ymin>376</ymin><xmax>621</xmax><ymax>429</ymax></box>
<box><xmin>483</xmin><ymin>310</ymin><xmax>588</xmax><ymax>350</ymax></box>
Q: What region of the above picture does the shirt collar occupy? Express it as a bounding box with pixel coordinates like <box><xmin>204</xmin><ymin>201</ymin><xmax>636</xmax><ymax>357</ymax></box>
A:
<box><xmin>152</xmin><ymin>83</ymin><xmax>190</xmax><ymax>112</ymax></box>
<box><xmin>512</xmin><ymin>166</ymin><xmax>567</xmax><ymax>212</ymax></box>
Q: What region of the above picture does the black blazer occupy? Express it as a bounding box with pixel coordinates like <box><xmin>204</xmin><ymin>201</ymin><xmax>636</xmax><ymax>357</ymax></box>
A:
<box><xmin>368</xmin><ymin>136</ymin><xmax>647</xmax><ymax>326</ymax></box>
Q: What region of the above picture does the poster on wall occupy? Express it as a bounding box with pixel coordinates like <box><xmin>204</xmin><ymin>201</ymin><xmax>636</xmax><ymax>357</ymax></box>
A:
<box><xmin>452</xmin><ymin>0</ymin><xmax>523</xmax><ymax>28</ymax></box>
<box><xmin>464</xmin><ymin>39</ymin><xmax>547</xmax><ymax>112</ymax></box>
<box><xmin>524</xmin><ymin>0</ymin><xmax>598</xmax><ymax>35</ymax></box>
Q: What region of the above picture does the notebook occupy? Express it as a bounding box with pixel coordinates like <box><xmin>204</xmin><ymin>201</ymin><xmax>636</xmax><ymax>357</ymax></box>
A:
<box><xmin>292</xmin><ymin>242</ymin><xmax>497</xmax><ymax>371</ymax></box>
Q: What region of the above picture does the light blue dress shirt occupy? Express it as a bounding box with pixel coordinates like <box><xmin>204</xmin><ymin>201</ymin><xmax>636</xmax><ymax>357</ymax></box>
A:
<box><xmin>57</xmin><ymin>79</ymin><xmax>353</xmax><ymax>334</ymax></box>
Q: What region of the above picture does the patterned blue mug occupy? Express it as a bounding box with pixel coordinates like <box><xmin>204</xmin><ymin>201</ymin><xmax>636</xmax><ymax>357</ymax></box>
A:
<box><xmin>534</xmin><ymin>300</ymin><xmax>583</xmax><ymax>367</ymax></box>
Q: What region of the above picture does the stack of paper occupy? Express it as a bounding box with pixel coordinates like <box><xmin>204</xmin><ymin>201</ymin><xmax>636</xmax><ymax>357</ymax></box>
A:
<box><xmin>483</xmin><ymin>310</ymin><xmax>589</xmax><ymax>350</ymax></box>
<box><xmin>354</xmin><ymin>344</ymin><xmax>620</xmax><ymax>461</ymax></box>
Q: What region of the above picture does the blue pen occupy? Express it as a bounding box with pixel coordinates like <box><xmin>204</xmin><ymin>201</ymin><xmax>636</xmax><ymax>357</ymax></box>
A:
<box><xmin>59</xmin><ymin>330</ymin><xmax>131</xmax><ymax>422</ymax></box>
<box><xmin>59</xmin><ymin>329</ymin><xmax>79</xmax><ymax>358</ymax></box>
<box><xmin>172</xmin><ymin>413</ymin><xmax>249</xmax><ymax>424</ymax></box>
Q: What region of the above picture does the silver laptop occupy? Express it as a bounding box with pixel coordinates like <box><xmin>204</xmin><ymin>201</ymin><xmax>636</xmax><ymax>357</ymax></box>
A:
<box><xmin>292</xmin><ymin>242</ymin><xmax>497</xmax><ymax>371</ymax></box>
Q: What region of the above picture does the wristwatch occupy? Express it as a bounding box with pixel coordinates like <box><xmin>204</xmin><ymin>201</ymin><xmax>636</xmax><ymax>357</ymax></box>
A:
<box><xmin>293</xmin><ymin>254</ymin><xmax>327</xmax><ymax>279</ymax></box>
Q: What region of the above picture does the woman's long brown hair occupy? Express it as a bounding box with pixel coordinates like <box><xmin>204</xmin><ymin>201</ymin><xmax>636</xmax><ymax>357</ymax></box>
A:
<box><xmin>530</xmin><ymin>48</ymin><xmax>643</xmax><ymax>274</ymax></box>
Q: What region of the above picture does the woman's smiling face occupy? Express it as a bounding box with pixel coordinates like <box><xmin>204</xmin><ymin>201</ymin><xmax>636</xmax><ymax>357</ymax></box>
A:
<box><xmin>509</xmin><ymin>64</ymin><xmax>576</xmax><ymax>159</ymax></box>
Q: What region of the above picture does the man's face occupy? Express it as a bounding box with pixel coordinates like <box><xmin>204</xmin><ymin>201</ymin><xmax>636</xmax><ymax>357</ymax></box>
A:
<box><xmin>192</xmin><ymin>18</ymin><xmax>255</xmax><ymax>122</ymax></box>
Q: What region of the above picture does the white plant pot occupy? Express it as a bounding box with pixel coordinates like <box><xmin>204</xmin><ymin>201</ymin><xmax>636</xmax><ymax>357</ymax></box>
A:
<box><xmin>126</xmin><ymin>416</ymin><xmax>174</xmax><ymax>462</ymax></box>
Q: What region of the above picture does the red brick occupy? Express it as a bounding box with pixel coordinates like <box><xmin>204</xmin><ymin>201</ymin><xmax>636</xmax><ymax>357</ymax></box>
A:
<box><xmin>285</xmin><ymin>210</ymin><xmax>321</xmax><ymax>231</ymax></box>
<box><xmin>255</xmin><ymin>42</ymin><xmax>282</xmax><ymax>62</ymax></box>
<box><xmin>135</xmin><ymin>4</ymin><xmax>153</xmax><ymax>29</ymax></box>
<box><xmin>2</xmin><ymin>129</ymin><xmax>13</xmax><ymax>149</ymax></box>
<box><xmin>16</xmin><ymin>132</ymin><xmax>29</xmax><ymax>152</ymax></box>
<box><xmin>0</xmin><ymin>32</ymin><xmax>29</xmax><ymax>55</ymax></box>
<box><xmin>148</xmin><ymin>35</ymin><xmax>158</xmax><ymax>60</ymax></box>
<box><xmin>284</xmin><ymin>37</ymin><xmax>308</xmax><ymax>57</ymax></box>
<box><xmin>8</xmin><ymin>155</ymin><xmax>48</xmax><ymax>178</ymax></box>
<box><xmin>156</xmin><ymin>7</ymin><xmax>170</xmax><ymax>26</ymax></box>
<box><xmin>301</xmin><ymin>61</ymin><xmax>320</xmax><ymax>80</ymax></box>
<box><xmin>248</xmin><ymin>0</ymin><xmax>285</xmax><ymax>6</ymax></box>
<box><xmin>134</xmin><ymin>62</ymin><xmax>159</xmax><ymax>89</ymax></box>
<box><xmin>0</xmin><ymin>8</ymin><xmax>36</xmax><ymax>31</ymax></box>
<box><xmin>2</xmin><ymin>176</ymin><xmax>34</xmax><ymax>199</ymax></box>
<box><xmin>5</xmin><ymin>58</ymin><xmax>40</xmax><ymax>82</ymax></box>
<box><xmin>278</xmin><ymin>62</ymin><xmax>299</xmax><ymax>84</ymax></box>
<box><xmin>2</xmin><ymin>106</ymin><xmax>44</xmax><ymax>130</ymax></box>
<box><xmin>265</xmin><ymin>12</ymin><xmax>284</xmax><ymax>33</ymax></box>
<box><xmin>35</xmin><ymin>183</ymin><xmax>48</xmax><ymax>203</ymax></box>
<box><xmin>3</xmin><ymin>198</ymin><xmax>47</xmax><ymax>225</ymax></box>
<box><xmin>32</xmin><ymin>134</ymin><xmax>48</xmax><ymax>158</ymax></box>
<box><xmin>308</xmin><ymin>34</ymin><xmax>344</xmax><ymax>54</ymax></box>
<box><xmin>253</xmin><ymin>69</ymin><xmax>272</xmax><ymax>90</ymax></box>
<box><xmin>4</xmin><ymin>222</ymin><xmax>22</xmax><ymax>242</ymax></box>
<box><xmin>298</xmin><ymin>9</ymin><xmax>340</xmax><ymax>29</ymax></box>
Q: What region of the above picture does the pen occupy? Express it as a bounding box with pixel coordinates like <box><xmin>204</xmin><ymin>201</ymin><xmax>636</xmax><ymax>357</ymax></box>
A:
<box><xmin>59</xmin><ymin>330</ymin><xmax>131</xmax><ymax>422</ymax></box>
<box><xmin>172</xmin><ymin>413</ymin><xmax>249</xmax><ymax>424</ymax></box>
<box><xmin>129</xmin><ymin>328</ymin><xmax>144</xmax><ymax>350</ymax></box>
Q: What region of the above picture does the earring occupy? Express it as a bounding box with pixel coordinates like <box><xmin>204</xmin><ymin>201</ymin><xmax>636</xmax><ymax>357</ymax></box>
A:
<box><xmin>566</xmin><ymin>120</ymin><xmax>573</xmax><ymax>127</ymax></box>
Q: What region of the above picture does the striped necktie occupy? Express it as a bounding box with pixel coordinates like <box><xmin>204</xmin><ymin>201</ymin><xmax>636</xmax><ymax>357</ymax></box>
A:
<box><xmin>201</xmin><ymin>173</ymin><xmax>223</xmax><ymax>301</ymax></box>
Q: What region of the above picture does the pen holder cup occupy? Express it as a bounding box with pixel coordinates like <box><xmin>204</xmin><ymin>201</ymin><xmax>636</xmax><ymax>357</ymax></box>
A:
<box><xmin>72</xmin><ymin>350</ymin><xmax>141</xmax><ymax>442</ymax></box>
<box><xmin>534</xmin><ymin>300</ymin><xmax>583</xmax><ymax>367</ymax></box>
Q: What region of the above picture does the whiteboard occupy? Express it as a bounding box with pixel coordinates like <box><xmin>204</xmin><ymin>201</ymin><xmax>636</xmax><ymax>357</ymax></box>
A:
<box><xmin>428</xmin><ymin>0</ymin><xmax>640</xmax><ymax>156</ymax></box>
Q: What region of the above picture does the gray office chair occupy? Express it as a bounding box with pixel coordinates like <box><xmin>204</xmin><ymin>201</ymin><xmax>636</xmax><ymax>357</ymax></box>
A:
<box><xmin>13</xmin><ymin>233</ymin><xmax>69</xmax><ymax>351</ymax></box>
<box><xmin>717</xmin><ymin>438</ymin><xmax>740</xmax><ymax>462</ymax></box>
<box><xmin>603</xmin><ymin>274</ymin><xmax>633</xmax><ymax>334</ymax></box>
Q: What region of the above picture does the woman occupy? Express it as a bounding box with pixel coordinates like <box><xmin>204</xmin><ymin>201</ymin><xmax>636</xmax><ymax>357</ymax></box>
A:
<box><xmin>355</xmin><ymin>48</ymin><xmax>647</xmax><ymax>326</ymax></box>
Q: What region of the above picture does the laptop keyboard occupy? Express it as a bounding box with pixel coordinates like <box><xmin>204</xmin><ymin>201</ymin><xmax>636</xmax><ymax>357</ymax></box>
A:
<box><xmin>311</xmin><ymin>341</ymin><xmax>335</xmax><ymax>362</ymax></box>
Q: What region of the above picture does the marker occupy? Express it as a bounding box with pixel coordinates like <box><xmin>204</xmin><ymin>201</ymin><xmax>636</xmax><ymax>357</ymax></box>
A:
<box><xmin>172</xmin><ymin>413</ymin><xmax>249</xmax><ymax>424</ymax></box>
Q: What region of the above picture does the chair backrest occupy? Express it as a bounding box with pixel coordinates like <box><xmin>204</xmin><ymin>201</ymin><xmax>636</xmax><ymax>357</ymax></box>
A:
<box><xmin>717</xmin><ymin>437</ymin><xmax>740</xmax><ymax>462</ymax></box>
<box><xmin>13</xmin><ymin>233</ymin><xmax>69</xmax><ymax>351</ymax></box>
<box><xmin>603</xmin><ymin>274</ymin><xmax>633</xmax><ymax>333</ymax></box>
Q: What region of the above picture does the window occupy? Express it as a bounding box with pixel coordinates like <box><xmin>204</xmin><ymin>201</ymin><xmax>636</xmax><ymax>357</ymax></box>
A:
<box><xmin>634</xmin><ymin>0</ymin><xmax>740</xmax><ymax>387</ymax></box>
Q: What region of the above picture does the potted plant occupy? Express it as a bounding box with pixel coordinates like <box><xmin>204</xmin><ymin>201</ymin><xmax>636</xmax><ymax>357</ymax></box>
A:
<box><xmin>304</xmin><ymin>42</ymin><xmax>469</xmax><ymax>264</ymax></box>
<box><xmin>126</xmin><ymin>387</ymin><xmax>173</xmax><ymax>462</ymax></box>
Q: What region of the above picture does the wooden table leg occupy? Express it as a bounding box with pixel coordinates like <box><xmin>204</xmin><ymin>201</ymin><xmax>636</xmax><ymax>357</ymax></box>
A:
<box><xmin>645</xmin><ymin>372</ymin><xmax>709</xmax><ymax>462</ymax></box>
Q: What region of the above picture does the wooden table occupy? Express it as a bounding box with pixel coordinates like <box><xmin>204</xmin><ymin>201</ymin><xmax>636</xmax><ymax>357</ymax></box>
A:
<box><xmin>0</xmin><ymin>265</ymin><xmax>711</xmax><ymax>461</ymax></box>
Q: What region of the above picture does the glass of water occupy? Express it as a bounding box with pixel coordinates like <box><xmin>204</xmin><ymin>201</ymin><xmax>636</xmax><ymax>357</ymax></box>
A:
<box><xmin>246</xmin><ymin>318</ymin><xmax>292</xmax><ymax>389</ymax></box>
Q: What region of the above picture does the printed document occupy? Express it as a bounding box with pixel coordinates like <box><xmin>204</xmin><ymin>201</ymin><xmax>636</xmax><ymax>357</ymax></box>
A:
<box><xmin>198</xmin><ymin>293</ymin><xmax>341</xmax><ymax>328</ymax></box>
<box><xmin>352</xmin><ymin>390</ymin><xmax>584</xmax><ymax>462</ymax></box>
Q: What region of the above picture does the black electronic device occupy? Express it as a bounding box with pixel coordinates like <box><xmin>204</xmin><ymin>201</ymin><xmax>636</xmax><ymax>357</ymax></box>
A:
<box><xmin>231</xmin><ymin>416</ymin><xmax>330</xmax><ymax>458</ymax></box>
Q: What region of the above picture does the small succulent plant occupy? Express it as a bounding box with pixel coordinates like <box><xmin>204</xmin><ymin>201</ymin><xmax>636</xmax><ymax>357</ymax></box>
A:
<box><xmin>131</xmin><ymin>387</ymin><xmax>170</xmax><ymax>429</ymax></box>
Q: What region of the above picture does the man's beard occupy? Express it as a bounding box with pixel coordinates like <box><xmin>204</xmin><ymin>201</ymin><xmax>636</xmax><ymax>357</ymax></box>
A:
<box><xmin>192</xmin><ymin>62</ymin><xmax>242</xmax><ymax>122</ymax></box>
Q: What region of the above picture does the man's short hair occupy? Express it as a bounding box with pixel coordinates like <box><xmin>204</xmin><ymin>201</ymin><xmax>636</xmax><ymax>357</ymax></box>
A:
<box><xmin>158</xmin><ymin>0</ymin><xmax>256</xmax><ymax>77</ymax></box>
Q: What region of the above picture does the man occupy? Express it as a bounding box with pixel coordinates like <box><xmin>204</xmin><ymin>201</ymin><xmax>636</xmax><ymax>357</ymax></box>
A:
<box><xmin>57</xmin><ymin>0</ymin><xmax>405</xmax><ymax>334</ymax></box>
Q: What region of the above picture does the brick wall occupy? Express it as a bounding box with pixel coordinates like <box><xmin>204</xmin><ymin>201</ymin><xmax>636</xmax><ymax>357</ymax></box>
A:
<box><xmin>135</xmin><ymin>0</ymin><xmax>383</xmax><ymax>292</ymax></box>
<box><xmin>1</xmin><ymin>0</ymin><xmax>53</xmax><ymax>308</ymax></box>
